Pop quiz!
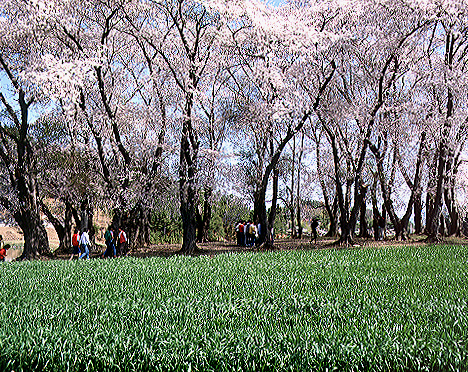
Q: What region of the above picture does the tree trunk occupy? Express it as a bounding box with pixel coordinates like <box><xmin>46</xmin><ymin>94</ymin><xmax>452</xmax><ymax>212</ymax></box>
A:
<box><xmin>267</xmin><ymin>167</ymin><xmax>280</xmax><ymax>246</ymax></box>
<box><xmin>444</xmin><ymin>187</ymin><xmax>459</xmax><ymax>236</ymax></box>
<box><xmin>359</xmin><ymin>186</ymin><xmax>369</xmax><ymax>238</ymax></box>
<box><xmin>40</xmin><ymin>199</ymin><xmax>73</xmax><ymax>254</ymax></box>
<box><xmin>426</xmin><ymin>32</ymin><xmax>456</xmax><ymax>240</ymax></box>
<box><xmin>326</xmin><ymin>196</ymin><xmax>338</xmax><ymax>237</ymax></box>
<box><xmin>372</xmin><ymin>207</ymin><xmax>380</xmax><ymax>241</ymax></box>
<box><xmin>197</xmin><ymin>186</ymin><xmax>212</xmax><ymax>243</ymax></box>
<box><xmin>17</xmin><ymin>208</ymin><xmax>49</xmax><ymax>259</ymax></box>
<box><xmin>425</xmin><ymin>151</ymin><xmax>437</xmax><ymax>235</ymax></box>
<box><xmin>414</xmin><ymin>192</ymin><xmax>422</xmax><ymax>234</ymax></box>
<box><xmin>0</xmin><ymin>77</ymin><xmax>50</xmax><ymax>259</ymax></box>
<box><xmin>79</xmin><ymin>199</ymin><xmax>95</xmax><ymax>246</ymax></box>
<box><xmin>128</xmin><ymin>203</ymin><xmax>151</xmax><ymax>248</ymax></box>
<box><xmin>290</xmin><ymin>136</ymin><xmax>296</xmax><ymax>238</ymax></box>
<box><xmin>369</xmin><ymin>131</ymin><xmax>425</xmax><ymax>241</ymax></box>
<box><xmin>296</xmin><ymin>132</ymin><xmax>304</xmax><ymax>239</ymax></box>
<box><xmin>179</xmin><ymin>93</ymin><xmax>199</xmax><ymax>255</ymax></box>
<box><xmin>254</xmin><ymin>186</ymin><xmax>268</xmax><ymax>246</ymax></box>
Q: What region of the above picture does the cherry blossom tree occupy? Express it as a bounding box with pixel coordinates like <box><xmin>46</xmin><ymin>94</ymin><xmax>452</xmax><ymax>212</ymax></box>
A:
<box><xmin>0</xmin><ymin>0</ymin><xmax>65</xmax><ymax>258</ymax></box>
<box><xmin>419</xmin><ymin>0</ymin><xmax>468</xmax><ymax>239</ymax></box>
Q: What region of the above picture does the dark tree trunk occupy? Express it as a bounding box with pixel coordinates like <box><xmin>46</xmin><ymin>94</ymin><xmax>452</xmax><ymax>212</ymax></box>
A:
<box><xmin>179</xmin><ymin>93</ymin><xmax>199</xmax><ymax>255</ymax></box>
<box><xmin>0</xmin><ymin>66</ymin><xmax>50</xmax><ymax>259</ymax></box>
<box><xmin>326</xmin><ymin>196</ymin><xmax>338</xmax><ymax>237</ymax></box>
<box><xmin>79</xmin><ymin>199</ymin><xmax>95</xmax><ymax>246</ymax></box>
<box><xmin>254</xmin><ymin>186</ymin><xmax>268</xmax><ymax>246</ymax></box>
<box><xmin>439</xmin><ymin>214</ymin><xmax>446</xmax><ymax>236</ymax></box>
<box><xmin>372</xmin><ymin>207</ymin><xmax>380</xmax><ymax>241</ymax></box>
<box><xmin>16</xmin><ymin>208</ymin><xmax>49</xmax><ymax>259</ymax></box>
<box><xmin>318</xmin><ymin>51</ymin><xmax>400</xmax><ymax>245</ymax></box>
<box><xmin>368</xmin><ymin>131</ymin><xmax>425</xmax><ymax>241</ymax></box>
<box><xmin>290</xmin><ymin>136</ymin><xmax>296</xmax><ymax>238</ymax></box>
<box><xmin>444</xmin><ymin>187</ymin><xmax>459</xmax><ymax>236</ymax></box>
<box><xmin>111</xmin><ymin>202</ymin><xmax>152</xmax><ymax>251</ymax></box>
<box><xmin>197</xmin><ymin>186</ymin><xmax>212</xmax><ymax>243</ymax></box>
<box><xmin>267</xmin><ymin>167</ymin><xmax>280</xmax><ymax>245</ymax></box>
<box><xmin>40</xmin><ymin>199</ymin><xmax>73</xmax><ymax>254</ymax></box>
<box><xmin>252</xmin><ymin>61</ymin><xmax>336</xmax><ymax>248</ymax></box>
<box><xmin>425</xmin><ymin>151</ymin><xmax>437</xmax><ymax>235</ymax></box>
<box><xmin>414</xmin><ymin>192</ymin><xmax>423</xmax><ymax>234</ymax></box>
<box><xmin>128</xmin><ymin>203</ymin><xmax>152</xmax><ymax>249</ymax></box>
<box><xmin>426</xmin><ymin>32</ymin><xmax>456</xmax><ymax>240</ymax></box>
<box><xmin>359</xmin><ymin>186</ymin><xmax>369</xmax><ymax>238</ymax></box>
<box><xmin>348</xmin><ymin>183</ymin><xmax>367</xmax><ymax>240</ymax></box>
<box><xmin>296</xmin><ymin>132</ymin><xmax>304</xmax><ymax>239</ymax></box>
<box><xmin>314</xmin><ymin>128</ymin><xmax>338</xmax><ymax>238</ymax></box>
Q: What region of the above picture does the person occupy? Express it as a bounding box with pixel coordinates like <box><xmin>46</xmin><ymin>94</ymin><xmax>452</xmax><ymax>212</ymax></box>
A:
<box><xmin>0</xmin><ymin>235</ymin><xmax>3</xmax><ymax>250</ymax></box>
<box><xmin>311</xmin><ymin>218</ymin><xmax>319</xmax><ymax>244</ymax></box>
<box><xmin>248</xmin><ymin>222</ymin><xmax>256</xmax><ymax>247</ymax></box>
<box><xmin>0</xmin><ymin>243</ymin><xmax>9</xmax><ymax>262</ymax></box>
<box><xmin>102</xmin><ymin>225</ymin><xmax>116</xmax><ymax>258</ymax></box>
<box><xmin>244</xmin><ymin>221</ymin><xmax>250</xmax><ymax>247</ymax></box>
<box><xmin>118</xmin><ymin>227</ymin><xmax>127</xmax><ymax>257</ymax></box>
<box><xmin>243</xmin><ymin>221</ymin><xmax>248</xmax><ymax>246</ymax></box>
<box><xmin>378</xmin><ymin>215</ymin><xmax>386</xmax><ymax>241</ymax></box>
<box><xmin>236</xmin><ymin>221</ymin><xmax>244</xmax><ymax>246</ymax></box>
<box><xmin>372</xmin><ymin>213</ymin><xmax>379</xmax><ymax>240</ymax></box>
<box><xmin>70</xmin><ymin>229</ymin><xmax>81</xmax><ymax>260</ymax></box>
<box><xmin>79</xmin><ymin>228</ymin><xmax>91</xmax><ymax>260</ymax></box>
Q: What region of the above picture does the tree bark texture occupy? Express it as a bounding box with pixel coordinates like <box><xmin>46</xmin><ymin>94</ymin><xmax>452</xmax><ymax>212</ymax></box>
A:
<box><xmin>359</xmin><ymin>186</ymin><xmax>369</xmax><ymax>238</ymax></box>
<box><xmin>179</xmin><ymin>94</ymin><xmax>199</xmax><ymax>255</ymax></box>
<box><xmin>296</xmin><ymin>132</ymin><xmax>304</xmax><ymax>239</ymax></box>
<box><xmin>0</xmin><ymin>63</ymin><xmax>50</xmax><ymax>258</ymax></box>
<box><xmin>197</xmin><ymin>186</ymin><xmax>212</xmax><ymax>243</ymax></box>
<box><xmin>290</xmin><ymin>136</ymin><xmax>296</xmax><ymax>238</ymax></box>
<box><xmin>40</xmin><ymin>199</ymin><xmax>73</xmax><ymax>255</ymax></box>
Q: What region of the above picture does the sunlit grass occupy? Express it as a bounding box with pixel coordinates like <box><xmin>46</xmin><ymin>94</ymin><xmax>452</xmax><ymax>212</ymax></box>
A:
<box><xmin>0</xmin><ymin>245</ymin><xmax>467</xmax><ymax>371</ymax></box>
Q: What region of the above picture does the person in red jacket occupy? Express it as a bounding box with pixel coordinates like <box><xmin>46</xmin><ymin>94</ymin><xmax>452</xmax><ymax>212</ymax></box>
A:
<box><xmin>70</xmin><ymin>229</ymin><xmax>81</xmax><ymax>260</ymax></box>
<box><xmin>0</xmin><ymin>244</ymin><xmax>10</xmax><ymax>262</ymax></box>
<box><xmin>117</xmin><ymin>228</ymin><xmax>127</xmax><ymax>257</ymax></box>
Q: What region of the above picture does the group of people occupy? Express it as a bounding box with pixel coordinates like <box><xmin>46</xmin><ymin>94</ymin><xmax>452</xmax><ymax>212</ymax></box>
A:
<box><xmin>236</xmin><ymin>221</ymin><xmax>261</xmax><ymax>247</ymax></box>
<box><xmin>70</xmin><ymin>226</ymin><xmax>127</xmax><ymax>260</ymax></box>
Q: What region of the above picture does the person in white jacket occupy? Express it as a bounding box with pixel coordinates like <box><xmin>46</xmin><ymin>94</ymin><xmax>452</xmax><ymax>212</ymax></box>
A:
<box><xmin>79</xmin><ymin>228</ymin><xmax>91</xmax><ymax>259</ymax></box>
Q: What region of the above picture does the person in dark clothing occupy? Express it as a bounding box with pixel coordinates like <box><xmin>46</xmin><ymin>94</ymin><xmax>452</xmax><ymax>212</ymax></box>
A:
<box><xmin>378</xmin><ymin>215</ymin><xmax>386</xmax><ymax>241</ymax></box>
<box><xmin>102</xmin><ymin>225</ymin><xmax>116</xmax><ymax>258</ymax></box>
<box><xmin>311</xmin><ymin>219</ymin><xmax>319</xmax><ymax>244</ymax></box>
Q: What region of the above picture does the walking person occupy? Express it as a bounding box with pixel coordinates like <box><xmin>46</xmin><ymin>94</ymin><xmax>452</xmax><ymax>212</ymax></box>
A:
<box><xmin>311</xmin><ymin>218</ymin><xmax>319</xmax><ymax>244</ymax></box>
<box><xmin>118</xmin><ymin>227</ymin><xmax>127</xmax><ymax>257</ymax></box>
<box><xmin>102</xmin><ymin>225</ymin><xmax>116</xmax><ymax>258</ymax></box>
<box><xmin>79</xmin><ymin>228</ymin><xmax>91</xmax><ymax>260</ymax></box>
<box><xmin>70</xmin><ymin>229</ymin><xmax>81</xmax><ymax>260</ymax></box>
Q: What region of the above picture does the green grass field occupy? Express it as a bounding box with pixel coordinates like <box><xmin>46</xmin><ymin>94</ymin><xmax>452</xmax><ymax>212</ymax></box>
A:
<box><xmin>0</xmin><ymin>245</ymin><xmax>467</xmax><ymax>371</ymax></box>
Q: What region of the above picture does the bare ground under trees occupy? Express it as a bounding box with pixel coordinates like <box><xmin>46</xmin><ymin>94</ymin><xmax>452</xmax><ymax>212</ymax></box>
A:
<box><xmin>4</xmin><ymin>234</ymin><xmax>467</xmax><ymax>262</ymax></box>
